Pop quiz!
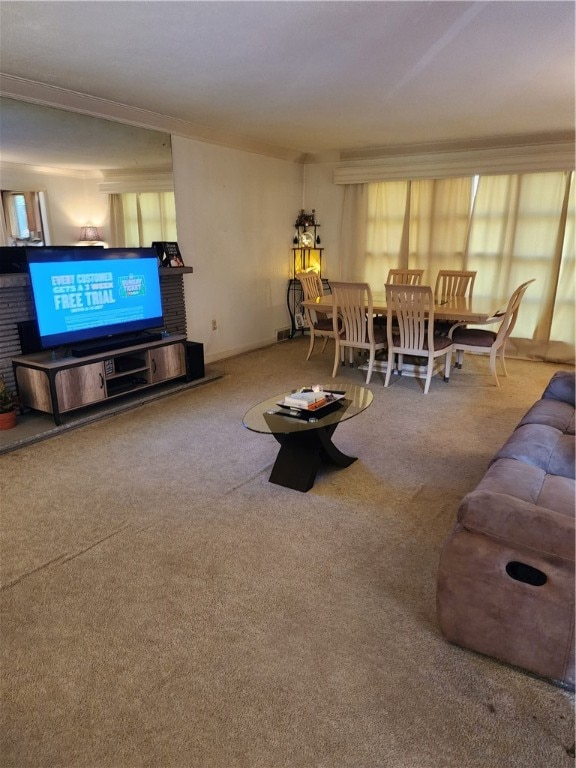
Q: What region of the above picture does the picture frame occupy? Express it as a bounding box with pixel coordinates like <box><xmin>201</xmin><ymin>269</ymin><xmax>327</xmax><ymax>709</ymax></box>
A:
<box><xmin>152</xmin><ymin>241</ymin><xmax>184</xmax><ymax>268</ymax></box>
<box><xmin>294</xmin><ymin>312</ymin><xmax>305</xmax><ymax>329</ymax></box>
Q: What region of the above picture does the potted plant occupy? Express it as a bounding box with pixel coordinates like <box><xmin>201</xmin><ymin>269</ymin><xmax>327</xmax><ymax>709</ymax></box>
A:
<box><xmin>0</xmin><ymin>375</ymin><xmax>17</xmax><ymax>430</ymax></box>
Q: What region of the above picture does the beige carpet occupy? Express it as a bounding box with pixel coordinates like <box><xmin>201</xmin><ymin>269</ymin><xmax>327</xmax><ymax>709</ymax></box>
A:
<box><xmin>1</xmin><ymin>338</ymin><xmax>574</xmax><ymax>768</ymax></box>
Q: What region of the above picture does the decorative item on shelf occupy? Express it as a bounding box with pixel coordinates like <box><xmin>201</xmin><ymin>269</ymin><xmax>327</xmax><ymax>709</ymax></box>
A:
<box><xmin>291</xmin><ymin>209</ymin><xmax>322</xmax><ymax>276</ymax></box>
<box><xmin>152</xmin><ymin>241</ymin><xmax>184</xmax><ymax>268</ymax></box>
<box><xmin>287</xmin><ymin>209</ymin><xmax>327</xmax><ymax>338</ymax></box>
<box><xmin>78</xmin><ymin>224</ymin><xmax>103</xmax><ymax>244</ymax></box>
<box><xmin>295</xmin><ymin>209</ymin><xmax>316</xmax><ymax>227</ymax></box>
<box><xmin>0</xmin><ymin>375</ymin><xmax>17</xmax><ymax>430</ymax></box>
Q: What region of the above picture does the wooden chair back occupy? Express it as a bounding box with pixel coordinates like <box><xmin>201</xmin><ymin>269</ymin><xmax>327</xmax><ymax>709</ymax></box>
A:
<box><xmin>434</xmin><ymin>270</ymin><xmax>476</xmax><ymax>301</ymax></box>
<box><xmin>386</xmin><ymin>268</ymin><xmax>424</xmax><ymax>285</ymax></box>
<box><xmin>385</xmin><ymin>284</ymin><xmax>434</xmax><ymax>353</ymax></box>
<box><xmin>493</xmin><ymin>279</ymin><xmax>535</xmax><ymax>346</ymax></box>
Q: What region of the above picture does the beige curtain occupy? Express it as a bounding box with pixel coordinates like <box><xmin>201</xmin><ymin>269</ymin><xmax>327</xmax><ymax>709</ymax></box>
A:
<box><xmin>364</xmin><ymin>181</ymin><xmax>408</xmax><ymax>286</ymax></box>
<box><xmin>108</xmin><ymin>195</ymin><xmax>126</xmax><ymax>247</ymax></box>
<box><xmin>467</xmin><ymin>172</ymin><xmax>574</xmax><ymax>362</ymax></box>
<box><xmin>340</xmin><ymin>184</ymin><xmax>368</xmax><ymax>280</ymax></box>
<box><xmin>408</xmin><ymin>177</ymin><xmax>473</xmax><ymax>277</ymax></box>
<box><xmin>550</xmin><ymin>177</ymin><xmax>575</xmax><ymax>356</ymax></box>
<box><xmin>340</xmin><ymin>171</ymin><xmax>575</xmax><ymax>364</ymax></box>
<box><xmin>108</xmin><ymin>192</ymin><xmax>177</xmax><ymax>248</ymax></box>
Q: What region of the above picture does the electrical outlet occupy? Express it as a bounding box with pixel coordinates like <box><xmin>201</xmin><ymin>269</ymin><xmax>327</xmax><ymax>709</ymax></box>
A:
<box><xmin>211</xmin><ymin>319</ymin><xmax>218</xmax><ymax>331</ymax></box>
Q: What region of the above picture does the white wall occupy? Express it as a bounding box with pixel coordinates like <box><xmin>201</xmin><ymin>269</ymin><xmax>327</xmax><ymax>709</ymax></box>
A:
<box><xmin>0</xmin><ymin>165</ymin><xmax>108</xmax><ymax>245</ymax></box>
<box><xmin>303</xmin><ymin>162</ymin><xmax>344</xmax><ymax>281</ymax></box>
<box><xmin>171</xmin><ymin>136</ymin><xmax>303</xmax><ymax>363</ymax></box>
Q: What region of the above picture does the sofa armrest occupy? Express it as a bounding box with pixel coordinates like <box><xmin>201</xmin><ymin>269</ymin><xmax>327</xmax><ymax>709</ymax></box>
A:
<box><xmin>457</xmin><ymin>489</ymin><xmax>575</xmax><ymax>561</ymax></box>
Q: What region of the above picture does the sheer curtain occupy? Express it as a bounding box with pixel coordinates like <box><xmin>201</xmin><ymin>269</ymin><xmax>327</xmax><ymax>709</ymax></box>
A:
<box><xmin>363</xmin><ymin>181</ymin><xmax>408</xmax><ymax>285</ymax></box>
<box><xmin>108</xmin><ymin>191</ymin><xmax>177</xmax><ymax>247</ymax></box>
<box><xmin>340</xmin><ymin>171</ymin><xmax>574</xmax><ymax>363</ymax></box>
<box><xmin>466</xmin><ymin>172</ymin><xmax>573</xmax><ymax>361</ymax></box>
<box><xmin>340</xmin><ymin>184</ymin><xmax>368</xmax><ymax>280</ymax></box>
<box><xmin>108</xmin><ymin>195</ymin><xmax>126</xmax><ymax>247</ymax></box>
<box><xmin>408</xmin><ymin>177</ymin><xmax>472</xmax><ymax>276</ymax></box>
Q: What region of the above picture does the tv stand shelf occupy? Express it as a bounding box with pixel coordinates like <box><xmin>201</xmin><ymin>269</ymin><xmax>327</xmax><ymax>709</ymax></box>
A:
<box><xmin>12</xmin><ymin>334</ymin><xmax>188</xmax><ymax>426</ymax></box>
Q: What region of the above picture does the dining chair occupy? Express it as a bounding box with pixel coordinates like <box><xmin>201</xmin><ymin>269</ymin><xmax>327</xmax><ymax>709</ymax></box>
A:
<box><xmin>375</xmin><ymin>269</ymin><xmax>425</xmax><ymax>328</ymax></box>
<box><xmin>433</xmin><ymin>270</ymin><xmax>477</xmax><ymax>335</ymax></box>
<box><xmin>296</xmin><ymin>272</ymin><xmax>336</xmax><ymax>361</ymax></box>
<box><xmin>387</xmin><ymin>268</ymin><xmax>424</xmax><ymax>285</ymax></box>
<box><xmin>330</xmin><ymin>281</ymin><xmax>386</xmax><ymax>384</ymax></box>
<box><xmin>384</xmin><ymin>284</ymin><xmax>453</xmax><ymax>395</ymax></box>
<box><xmin>433</xmin><ymin>270</ymin><xmax>477</xmax><ymax>301</ymax></box>
<box><xmin>448</xmin><ymin>279</ymin><xmax>535</xmax><ymax>387</ymax></box>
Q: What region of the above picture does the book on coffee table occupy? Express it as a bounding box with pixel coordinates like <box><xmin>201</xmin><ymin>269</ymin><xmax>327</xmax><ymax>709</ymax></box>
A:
<box><xmin>283</xmin><ymin>391</ymin><xmax>326</xmax><ymax>409</ymax></box>
<box><xmin>280</xmin><ymin>391</ymin><xmax>345</xmax><ymax>412</ymax></box>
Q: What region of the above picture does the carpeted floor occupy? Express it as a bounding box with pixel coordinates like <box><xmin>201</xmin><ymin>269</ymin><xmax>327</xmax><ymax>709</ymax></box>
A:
<box><xmin>1</xmin><ymin>338</ymin><xmax>574</xmax><ymax>768</ymax></box>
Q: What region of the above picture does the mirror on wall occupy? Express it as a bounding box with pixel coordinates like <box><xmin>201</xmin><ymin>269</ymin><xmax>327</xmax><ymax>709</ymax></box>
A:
<box><xmin>0</xmin><ymin>97</ymin><xmax>175</xmax><ymax>247</ymax></box>
<box><xmin>0</xmin><ymin>97</ymin><xmax>173</xmax><ymax>172</ymax></box>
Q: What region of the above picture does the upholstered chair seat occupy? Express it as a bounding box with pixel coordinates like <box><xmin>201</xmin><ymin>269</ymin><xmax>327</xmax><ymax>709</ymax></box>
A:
<box><xmin>451</xmin><ymin>327</ymin><xmax>497</xmax><ymax>346</ymax></box>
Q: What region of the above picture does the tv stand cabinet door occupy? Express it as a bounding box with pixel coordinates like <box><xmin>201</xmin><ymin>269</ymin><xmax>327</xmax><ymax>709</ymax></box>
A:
<box><xmin>149</xmin><ymin>343</ymin><xmax>186</xmax><ymax>383</ymax></box>
<box><xmin>56</xmin><ymin>362</ymin><xmax>106</xmax><ymax>411</ymax></box>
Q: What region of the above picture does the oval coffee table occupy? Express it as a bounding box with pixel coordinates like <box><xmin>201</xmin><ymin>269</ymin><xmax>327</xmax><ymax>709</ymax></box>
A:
<box><xmin>242</xmin><ymin>384</ymin><xmax>373</xmax><ymax>492</ymax></box>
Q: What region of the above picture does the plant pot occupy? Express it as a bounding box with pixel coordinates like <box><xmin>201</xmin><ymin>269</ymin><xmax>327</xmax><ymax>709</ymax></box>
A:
<box><xmin>0</xmin><ymin>410</ymin><xmax>17</xmax><ymax>430</ymax></box>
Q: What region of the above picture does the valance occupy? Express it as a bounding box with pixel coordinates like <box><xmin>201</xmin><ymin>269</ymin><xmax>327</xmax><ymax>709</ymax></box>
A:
<box><xmin>333</xmin><ymin>140</ymin><xmax>575</xmax><ymax>184</ymax></box>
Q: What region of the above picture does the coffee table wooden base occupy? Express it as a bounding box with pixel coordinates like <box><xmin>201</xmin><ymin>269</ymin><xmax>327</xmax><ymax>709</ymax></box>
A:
<box><xmin>269</xmin><ymin>423</ymin><xmax>357</xmax><ymax>492</ymax></box>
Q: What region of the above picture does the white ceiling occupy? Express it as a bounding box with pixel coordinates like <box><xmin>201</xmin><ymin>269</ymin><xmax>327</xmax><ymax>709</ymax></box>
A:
<box><xmin>0</xmin><ymin>1</ymin><xmax>574</xmax><ymax>170</ymax></box>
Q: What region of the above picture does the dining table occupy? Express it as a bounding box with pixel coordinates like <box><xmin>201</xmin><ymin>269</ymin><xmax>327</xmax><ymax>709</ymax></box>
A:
<box><xmin>301</xmin><ymin>291</ymin><xmax>506</xmax><ymax>325</ymax></box>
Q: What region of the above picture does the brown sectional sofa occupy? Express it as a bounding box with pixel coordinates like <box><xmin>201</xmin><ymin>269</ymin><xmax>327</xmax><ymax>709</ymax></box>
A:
<box><xmin>437</xmin><ymin>370</ymin><xmax>575</xmax><ymax>688</ymax></box>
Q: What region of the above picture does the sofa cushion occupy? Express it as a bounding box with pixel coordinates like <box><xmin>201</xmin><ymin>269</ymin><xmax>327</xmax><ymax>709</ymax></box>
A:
<box><xmin>492</xmin><ymin>423</ymin><xmax>575</xmax><ymax>479</ymax></box>
<box><xmin>475</xmin><ymin>457</ymin><xmax>575</xmax><ymax>518</ymax></box>
<box><xmin>542</xmin><ymin>370</ymin><xmax>575</xmax><ymax>407</ymax></box>
<box><xmin>518</xmin><ymin>398</ymin><xmax>575</xmax><ymax>435</ymax></box>
<box><xmin>457</xmin><ymin>487</ymin><xmax>575</xmax><ymax>561</ymax></box>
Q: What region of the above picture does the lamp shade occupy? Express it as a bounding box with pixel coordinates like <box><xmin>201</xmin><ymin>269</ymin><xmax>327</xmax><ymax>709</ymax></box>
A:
<box><xmin>79</xmin><ymin>225</ymin><xmax>102</xmax><ymax>242</ymax></box>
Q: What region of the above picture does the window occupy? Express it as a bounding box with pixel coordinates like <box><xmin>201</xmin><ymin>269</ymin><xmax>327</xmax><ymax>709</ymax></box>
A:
<box><xmin>1</xmin><ymin>191</ymin><xmax>45</xmax><ymax>245</ymax></box>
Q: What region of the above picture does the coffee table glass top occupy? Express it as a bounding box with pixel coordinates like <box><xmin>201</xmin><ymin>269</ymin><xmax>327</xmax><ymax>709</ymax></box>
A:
<box><xmin>242</xmin><ymin>384</ymin><xmax>373</xmax><ymax>434</ymax></box>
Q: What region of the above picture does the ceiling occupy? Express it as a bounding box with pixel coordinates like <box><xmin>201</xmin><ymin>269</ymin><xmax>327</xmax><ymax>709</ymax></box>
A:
<box><xmin>0</xmin><ymin>1</ymin><xmax>574</xmax><ymax>170</ymax></box>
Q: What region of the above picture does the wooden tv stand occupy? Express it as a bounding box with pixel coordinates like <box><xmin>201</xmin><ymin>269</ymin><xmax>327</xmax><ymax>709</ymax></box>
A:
<box><xmin>12</xmin><ymin>334</ymin><xmax>188</xmax><ymax>426</ymax></box>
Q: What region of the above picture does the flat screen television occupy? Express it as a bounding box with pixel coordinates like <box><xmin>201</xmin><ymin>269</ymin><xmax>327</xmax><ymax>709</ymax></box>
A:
<box><xmin>26</xmin><ymin>247</ymin><xmax>164</xmax><ymax>355</ymax></box>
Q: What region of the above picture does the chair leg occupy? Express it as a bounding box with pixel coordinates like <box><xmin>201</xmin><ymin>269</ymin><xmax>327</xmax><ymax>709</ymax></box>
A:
<box><xmin>321</xmin><ymin>337</ymin><xmax>329</xmax><ymax>354</ymax></box>
<box><xmin>423</xmin><ymin>356</ymin><xmax>434</xmax><ymax>394</ymax></box>
<box><xmin>365</xmin><ymin>349</ymin><xmax>375</xmax><ymax>384</ymax></box>
<box><xmin>384</xmin><ymin>352</ymin><xmax>394</xmax><ymax>388</ymax></box>
<box><xmin>332</xmin><ymin>339</ymin><xmax>341</xmax><ymax>378</ymax></box>
<box><xmin>443</xmin><ymin>350</ymin><xmax>451</xmax><ymax>382</ymax></box>
<box><xmin>489</xmin><ymin>347</ymin><xmax>500</xmax><ymax>387</ymax></box>
<box><xmin>498</xmin><ymin>344</ymin><xmax>508</xmax><ymax>377</ymax></box>
<box><xmin>306</xmin><ymin>332</ymin><xmax>316</xmax><ymax>361</ymax></box>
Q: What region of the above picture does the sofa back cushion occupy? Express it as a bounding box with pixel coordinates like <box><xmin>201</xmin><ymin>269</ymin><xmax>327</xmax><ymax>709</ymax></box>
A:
<box><xmin>518</xmin><ymin>398</ymin><xmax>575</xmax><ymax>435</ymax></box>
<box><xmin>492</xmin><ymin>423</ymin><xmax>575</xmax><ymax>479</ymax></box>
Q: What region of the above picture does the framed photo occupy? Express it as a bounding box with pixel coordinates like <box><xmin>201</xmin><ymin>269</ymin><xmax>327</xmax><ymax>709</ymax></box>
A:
<box><xmin>295</xmin><ymin>312</ymin><xmax>305</xmax><ymax>329</ymax></box>
<box><xmin>152</xmin><ymin>241</ymin><xmax>184</xmax><ymax>268</ymax></box>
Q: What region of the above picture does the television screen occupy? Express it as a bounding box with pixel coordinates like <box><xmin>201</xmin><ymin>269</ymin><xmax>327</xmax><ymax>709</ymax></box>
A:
<box><xmin>26</xmin><ymin>247</ymin><xmax>164</xmax><ymax>350</ymax></box>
